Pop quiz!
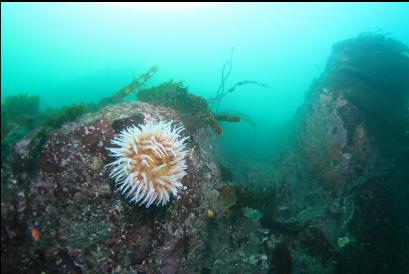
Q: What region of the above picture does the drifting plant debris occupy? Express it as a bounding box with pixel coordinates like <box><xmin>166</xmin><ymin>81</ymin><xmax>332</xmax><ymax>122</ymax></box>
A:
<box><xmin>208</xmin><ymin>47</ymin><xmax>269</xmax><ymax>113</ymax></box>
<box><xmin>98</xmin><ymin>66</ymin><xmax>158</xmax><ymax>107</ymax></box>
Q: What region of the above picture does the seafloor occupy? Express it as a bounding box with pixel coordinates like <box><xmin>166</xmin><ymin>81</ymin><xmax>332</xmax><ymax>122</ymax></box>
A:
<box><xmin>1</xmin><ymin>33</ymin><xmax>409</xmax><ymax>274</ymax></box>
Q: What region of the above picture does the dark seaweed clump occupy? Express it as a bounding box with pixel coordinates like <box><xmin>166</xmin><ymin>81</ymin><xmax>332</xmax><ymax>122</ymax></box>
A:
<box><xmin>1</xmin><ymin>94</ymin><xmax>41</xmax><ymax>161</ymax></box>
<box><xmin>138</xmin><ymin>81</ymin><xmax>225</xmax><ymax>135</ymax></box>
<box><xmin>138</xmin><ymin>80</ymin><xmax>209</xmax><ymax>114</ymax></box>
<box><xmin>1</xmin><ymin>96</ymin><xmax>95</xmax><ymax>165</ymax></box>
<box><xmin>44</xmin><ymin>103</ymin><xmax>95</xmax><ymax>129</ymax></box>
<box><xmin>1</xmin><ymin>93</ymin><xmax>40</xmax><ymax>139</ymax></box>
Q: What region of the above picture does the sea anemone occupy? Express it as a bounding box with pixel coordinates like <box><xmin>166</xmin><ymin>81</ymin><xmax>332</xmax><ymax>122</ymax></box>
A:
<box><xmin>106</xmin><ymin>120</ymin><xmax>189</xmax><ymax>207</ymax></box>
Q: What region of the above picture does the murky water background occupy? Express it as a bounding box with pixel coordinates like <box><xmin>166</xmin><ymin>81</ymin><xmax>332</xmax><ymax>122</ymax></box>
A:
<box><xmin>2</xmin><ymin>3</ymin><xmax>408</xmax><ymax>160</ymax></box>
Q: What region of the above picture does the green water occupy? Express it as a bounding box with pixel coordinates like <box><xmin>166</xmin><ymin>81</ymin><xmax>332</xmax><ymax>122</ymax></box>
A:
<box><xmin>2</xmin><ymin>3</ymin><xmax>409</xmax><ymax>160</ymax></box>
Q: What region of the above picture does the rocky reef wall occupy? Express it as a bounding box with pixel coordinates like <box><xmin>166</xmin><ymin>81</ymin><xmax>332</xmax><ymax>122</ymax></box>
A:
<box><xmin>266</xmin><ymin>33</ymin><xmax>409</xmax><ymax>274</ymax></box>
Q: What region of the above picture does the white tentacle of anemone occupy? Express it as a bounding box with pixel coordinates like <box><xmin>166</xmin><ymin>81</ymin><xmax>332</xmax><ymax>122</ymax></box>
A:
<box><xmin>106</xmin><ymin>120</ymin><xmax>189</xmax><ymax>207</ymax></box>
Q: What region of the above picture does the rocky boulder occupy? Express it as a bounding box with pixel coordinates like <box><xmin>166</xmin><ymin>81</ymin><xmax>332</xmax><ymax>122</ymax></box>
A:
<box><xmin>1</xmin><ymin>101</ymin><xmax>224</xmax><ymax>273</ymax></box>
